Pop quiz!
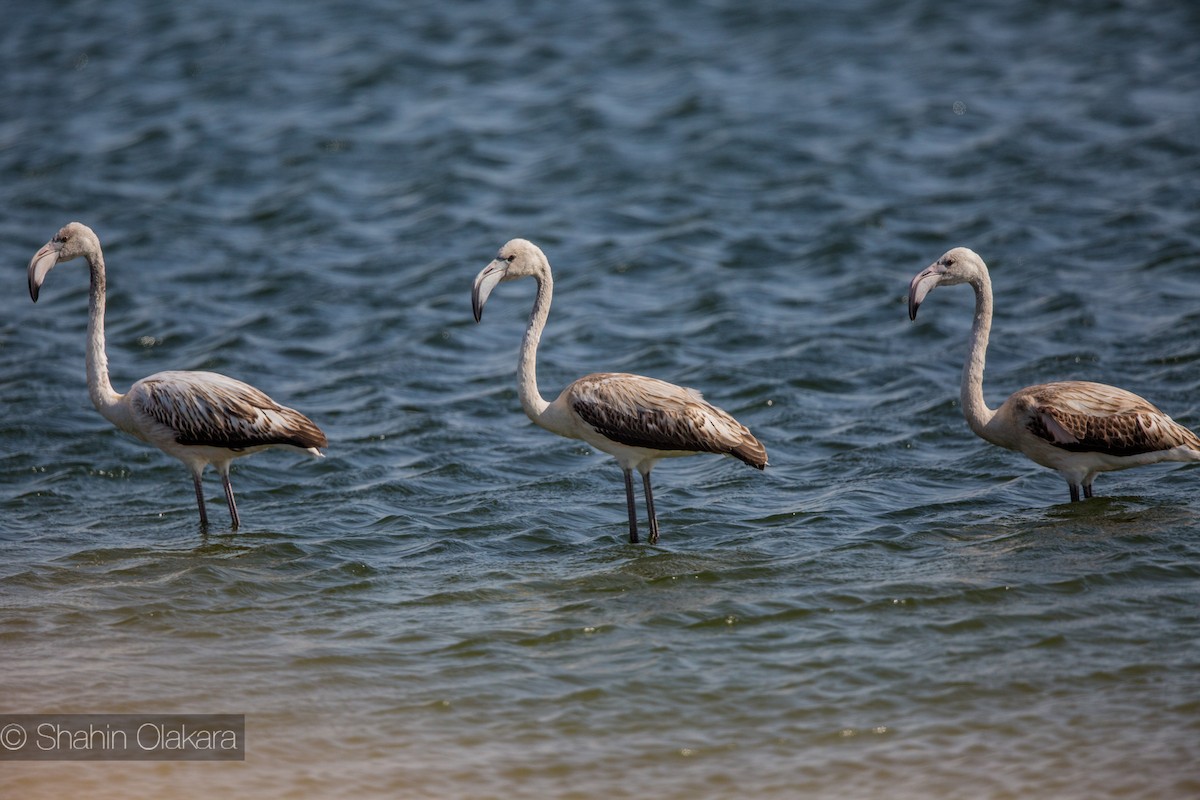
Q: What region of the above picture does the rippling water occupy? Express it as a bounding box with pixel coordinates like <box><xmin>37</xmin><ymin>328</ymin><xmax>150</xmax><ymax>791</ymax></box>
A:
<box><xmin>3</xmin><ymin>1</ymin><xmax>1200</xmax><ymax>797</ymax></box>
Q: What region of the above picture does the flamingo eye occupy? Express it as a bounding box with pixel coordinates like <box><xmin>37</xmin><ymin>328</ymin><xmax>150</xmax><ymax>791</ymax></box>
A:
<box><xmin>505</xmin><ymin>254</ymin><xmax>515</xmax><ymax>263</ymax></box>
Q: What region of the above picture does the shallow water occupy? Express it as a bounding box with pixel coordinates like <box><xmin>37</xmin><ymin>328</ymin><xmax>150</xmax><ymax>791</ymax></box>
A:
<box><xmin>2</xmin><ymin>1</ymin><xmax>1200</xmax><ymax>797</ymax></box>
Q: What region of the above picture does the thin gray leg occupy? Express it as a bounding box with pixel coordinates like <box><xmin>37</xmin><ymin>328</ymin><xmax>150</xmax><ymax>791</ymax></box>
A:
<box><xmin>1069</xmin><ymin>483</ymin><xmax>1080</xmax><ymax>503</ymax></box>
<box><xmin>623</xmin><ymin>468</ymin><xmax>639</xmax><ymax>544</ymax></box>
<box><xmin>192</xmin><ymin>471</ymin><xmax>209</xmax><ymax>527</ymax></box>
<box><xmin>221</xmin><ymin>471</ymin><xmax>241</xmax><ymax>530</ymax></box>
<box><xmin>1083</xmin><ymin>483</ymin><xmax>1094</xmax><ymax>499</ymax></box>
<box><xmin>642</xmin><ymin>471</ymin><xmax>659</xmax><ymax>545</ymax></box>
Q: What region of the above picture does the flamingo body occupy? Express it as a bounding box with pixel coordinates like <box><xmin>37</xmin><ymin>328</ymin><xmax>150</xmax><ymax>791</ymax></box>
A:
<box><xmin>562</xmin><ymin>372</ymin><xmax>766</xmax><ymax>470</ymax></box>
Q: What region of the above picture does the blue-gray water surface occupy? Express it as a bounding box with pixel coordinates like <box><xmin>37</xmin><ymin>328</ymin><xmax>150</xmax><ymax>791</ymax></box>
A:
<box><xmin>2</xmin><ymin>1</ymin><xmax>1200</xmax><ymax>797</ymax></box>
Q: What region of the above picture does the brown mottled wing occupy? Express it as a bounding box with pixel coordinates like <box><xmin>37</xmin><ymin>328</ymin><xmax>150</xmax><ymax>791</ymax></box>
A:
<box><xmin>1020</xmin><ymin>381</ymin><xmax>1200</xmax><ymax>457</ymax></box>
<box><xmin>567</xmin><ymin>373</ymin><xmax>767</xmax><ymax>468</ymax></box>
<box><xmin>131</xmin><ymin>371</ymin><xmax>327</xmax><ymax>451</ymax></box>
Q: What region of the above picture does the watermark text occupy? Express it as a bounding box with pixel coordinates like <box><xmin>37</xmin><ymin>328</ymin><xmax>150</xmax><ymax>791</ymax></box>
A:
<box><xmin>0</xmin><ymin>714</ymin><xmax>244</xmax><ymax>761</ymax></box>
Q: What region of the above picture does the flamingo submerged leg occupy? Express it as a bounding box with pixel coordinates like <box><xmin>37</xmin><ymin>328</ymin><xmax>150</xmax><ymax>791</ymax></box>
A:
<box><xmin>642</xmin><ymin>471</ymin><xmax>659</xmax><ymax>545</ymax></box>
<box><xmin>622</xmin><ymin>468</ymin><xmax>639</xmax><ymax>544</ymax></box>
<box><xmin>220</xmin><ymin>468</ymin><xmax>241</xmax><ymax>530</ymax></box>
<box><xmin>192</xmin><ymin>469</ymin><xmax>209</xmax><ymax>527</ymax></box>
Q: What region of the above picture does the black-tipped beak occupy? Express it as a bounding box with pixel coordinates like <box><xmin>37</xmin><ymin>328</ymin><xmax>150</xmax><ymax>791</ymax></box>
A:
<box><xmin>907</xmin><ymin>263</ymin><xmax>944</xmax><ymax>321</ymax></box>
<box><xmin>28</xmin><ymin>241</ymin><xmax>61</xmax><ymax>303</ymax></box>
<box><xmin>471</xmin><ymin>260</ymin><xmax>506</xmax><ymax>323</ymax></box>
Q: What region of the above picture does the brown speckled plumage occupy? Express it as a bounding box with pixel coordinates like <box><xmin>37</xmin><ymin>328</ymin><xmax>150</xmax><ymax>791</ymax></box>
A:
<box><xmin>134</xmin><ymin>372</ymin><xmax>327</xmax><ymax>451</ymax></box>
<box><xmin>1019</xmin><ymin>382</ymin><xmax>1200</xmax><ymax>458</ymax></box>
<box><xmin>568</xmin><ymin>373</ymin><xmax>767</xmax><ymax>469</ymax></box>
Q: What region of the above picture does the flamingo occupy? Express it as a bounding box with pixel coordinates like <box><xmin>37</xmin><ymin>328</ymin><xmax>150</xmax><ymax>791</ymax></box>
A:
<box><xmin>908</xmin><ymin>246</ymin><xmax>1200</xmax><ymax>501</ymax></box>
<box><xmin>28</xmin><ymin>222</ymin><xmax>328</xmax><ymax>529</ymax></box>
<box><xmin>472</xmin><ymin>238</ymin><xmax>766</xmax><ymax>543</ymax></box>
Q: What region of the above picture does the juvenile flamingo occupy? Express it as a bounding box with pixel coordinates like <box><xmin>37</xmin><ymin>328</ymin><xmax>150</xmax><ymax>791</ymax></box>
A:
<box><xmin>472</xmin><ymin>238</ymin><xmax>766</xmax><ymax>543</ymax></box>
<box><xmin>28</xmin><ymin>222</ymin><xmax>327</xmax><ymax>528</ymax></box>
<box><xmin>908</xmin><ymin>247</ymin><xmax>1200</xmax><ymax>501</ymax></box>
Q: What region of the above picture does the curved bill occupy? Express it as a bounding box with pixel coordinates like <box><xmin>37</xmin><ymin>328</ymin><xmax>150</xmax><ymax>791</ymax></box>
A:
<box><xmin>471</xmin><ymin>260</ymin><xmax>507</xmax><ymax>322</ymax></box>
<box><xmin>28</xmin><ymin>241</ymin><xmax>61</xmax><ymax>303</ymax></box>
<box><xmin>907</xmin><ymin>264</ymin><xmax>944</xmax><ymax>321</ymax></box>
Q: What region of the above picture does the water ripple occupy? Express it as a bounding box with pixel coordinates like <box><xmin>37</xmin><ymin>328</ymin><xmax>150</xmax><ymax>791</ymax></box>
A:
<box><xmin>3</xmin><ymin>0</ymin><xmax>1200</xmax><ymax>798</ymax></box>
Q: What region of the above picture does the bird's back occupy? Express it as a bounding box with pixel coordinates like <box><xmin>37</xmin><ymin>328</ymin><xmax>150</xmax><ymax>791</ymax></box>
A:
<box><xmin>1006</xmin><ymin>380</ymin><xmax>1200</xmax><ymax>457</ymax></box>
<box><xmin>566</xmin><ymin>372</ymin><xmax>767</xmax><ymax>468</ymax></box>
<box><xmin>129</xmin><ymin>371</ymin><xmax>327</xmax><ymax>452</ymax></box>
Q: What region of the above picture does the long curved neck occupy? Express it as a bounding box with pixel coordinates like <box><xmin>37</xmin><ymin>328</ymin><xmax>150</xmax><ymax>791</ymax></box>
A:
<box><xmin>85</xmin><ymin>251</ymin><xmax>125</xmax><ymax>423</ymax></box>
<box><xmin>518</xmin><ymin>271</ymin><xmax>552</xmax><ymax>423</ymax></box>
<box><xmin>962</xmin><ymin>271</ymin><xmax>997</xmax><ymax>439</ymax></box>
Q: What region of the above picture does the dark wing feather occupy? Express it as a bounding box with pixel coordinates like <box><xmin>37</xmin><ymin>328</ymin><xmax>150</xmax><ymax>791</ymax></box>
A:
<box><xmin>568</xmin><ymin>373</ymin><xmax>766</xmax><ymax>468</ymax></box>
<box><xmin>1020</xmin><ymin>381</ymin><xmax>1199</xmax><ymax>457</ymax></box>
<box><xmin>132</xmin><ymin>371</ymin><xmax>327</xmax><ymax>451</ymax></box>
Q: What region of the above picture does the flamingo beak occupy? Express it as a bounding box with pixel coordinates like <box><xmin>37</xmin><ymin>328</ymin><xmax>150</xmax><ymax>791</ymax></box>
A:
<box><xmin>907</xmin><ymin>262</ymin><xmax>945</xmax><ymax>321</ymax></box>
<box><xmin>28</xmin><ymin>241</ymin><xmax>62</xmax><ymax>303</ymax></box>
<box><xmin>472</xmin><ymin>259</ymin><xmax>507</xmax><ymax>323</ymax></box>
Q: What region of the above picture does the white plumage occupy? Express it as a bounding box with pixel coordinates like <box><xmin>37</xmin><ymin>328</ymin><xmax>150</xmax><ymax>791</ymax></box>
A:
<box><xmin>908</xmin><ymin>246</ymin><xmax>1200</xmax><ymax>501</ymax></box>
<box><xmin>28</xmin><ymin>222</ymin><xmax>327</xmax><ymax>529</ymax></box>
<box><xmin>472</xmin><ymin>238</ymin><xmax>766</xmax><ymax>543</ymax></box>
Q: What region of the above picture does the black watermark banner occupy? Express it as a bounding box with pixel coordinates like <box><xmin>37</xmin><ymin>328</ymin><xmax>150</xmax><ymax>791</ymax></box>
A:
<box><xmin>0</xmin><ymin>714</ymin><xmax>244</xmax><ymax>761</ymax></box>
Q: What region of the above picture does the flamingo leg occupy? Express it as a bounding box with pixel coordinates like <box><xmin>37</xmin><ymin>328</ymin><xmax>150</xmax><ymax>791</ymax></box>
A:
<box><xmin>221</xmin><ymin>470</ymin><xmax>241</xmax><ymax>530</ymax></box>
<box><xmin>642</xmin><ymin>471</ymin><xmax>659</xmax><ymax>544</ymax></box>
<box><xmin>1068</xmin><ymin>483</ymin><xmax>1081</xmax><ymax>503</ymax></box>
<box><xmin>1083</xmin><ymin>482</ymin><xmax>1094</xmax><ymax>499</ymax></box>
<box><xmin>623</xmin><ymin>468</ymin><xmax>639</xmax><ymax>544</ymax></box>
<box><xmin>192</xmin><ymin>470</ymin><xmax>209</xmax><ymax>527</ymax></box>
